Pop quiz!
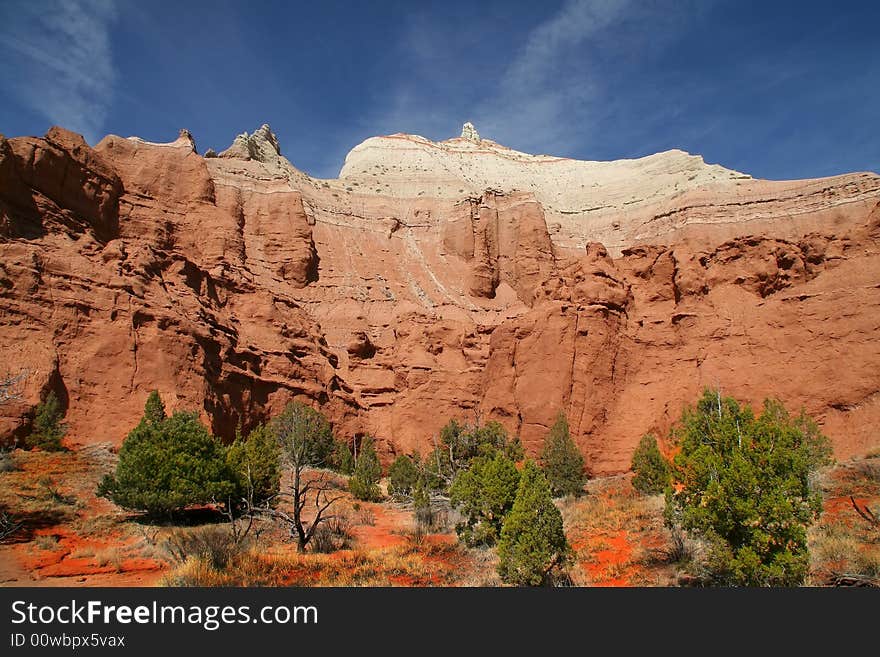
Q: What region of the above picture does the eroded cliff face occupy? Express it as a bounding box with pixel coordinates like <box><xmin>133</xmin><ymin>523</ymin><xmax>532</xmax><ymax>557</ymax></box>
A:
<box><xmin>1</xmin><ymin>124</ymin><xmax>878</xmax><ymax>472</ymax></box>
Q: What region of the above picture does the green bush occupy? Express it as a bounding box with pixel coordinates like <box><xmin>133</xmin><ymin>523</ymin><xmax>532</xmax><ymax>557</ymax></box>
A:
<box><xmin>497</xmin><ymin>460</ymin><xmax>572</xmax><ymax>586</ymax></box>
<box><xmin>226</xmin><ymin>423</ymin><xmax>281</xmax><ymax>506</ymax></box>
<box><xmin>412</xmin><ymin>477</ymin><xmax>434</xmax><ymax>531</ymax></box>
<box><xmin>388</xmin><ymin>454</ymin><xmax>420</xmax><ymax>499</ymax></box>
<box><xmin>665</xmin><ymin>389</ymin><xmax>833</xmax><ymax>586</ymax></box>
<box><xmin>423</xmin><ymin>418</ymin><xmax>523</xmax><ymax>490</ymax></box>
<box><xmin>329</xmin><ymin>439</ymin><xmax>355</xmax><ymax>475</ymax></box>
<box><xmin>98</xmin><ymin>395</ymin><xmax>235</xmax><ymax>517</ymax></box>
<box><xmin>349</xmin><ymin>437</ymin><xmax>382</xmax><ymax>501</ymax></box>
<box><xmin>449</xmin><ymin>451</ymin><xmax>520</xmax><ymax>546</ymax></box>
<box><xmin>143</xmin><ymin>390</ymin><xmax>166</xmax><ymax>427</ymax></box>
<box><xmin>540</xmin><ymin>412</ymin><xmax>586</xmax><ymax>497</ymax></box>
<box><xmin>630</xmin><ymin>434</ymin><xmax>670</xmax><ymax>495</ymax></box>
<box><xmin>26</xmin><ymin>391</ymin><xmax>67</xmax><ymax>451</ymax></box>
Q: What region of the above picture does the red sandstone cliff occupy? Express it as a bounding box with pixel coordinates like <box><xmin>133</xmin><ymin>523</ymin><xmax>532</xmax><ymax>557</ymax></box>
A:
<box><xmin>1</xmin><ymin>124</ymin><xmax>878</xmax><ymax>473</ymax></box>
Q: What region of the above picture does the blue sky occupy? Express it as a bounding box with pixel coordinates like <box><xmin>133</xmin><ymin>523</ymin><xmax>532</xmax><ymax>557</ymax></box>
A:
<box><xmin>0</xmin><ymin>0</ymin><xmax>877</xmax><ymax>180</ymax></box>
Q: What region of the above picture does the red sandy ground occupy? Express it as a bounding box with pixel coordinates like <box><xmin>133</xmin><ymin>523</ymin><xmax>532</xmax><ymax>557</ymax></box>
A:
<box><xmin>0</xmin><ymin>447</ymin><xmax>166</xmax><ymax>587</ymax></box>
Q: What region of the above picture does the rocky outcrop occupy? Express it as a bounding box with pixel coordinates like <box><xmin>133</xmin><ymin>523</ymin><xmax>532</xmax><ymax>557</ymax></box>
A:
<box><xmin>0</xmin><ymin>127</ymin><xmax>122</xmax><ymax>240</ymax></box>
<box><xmin>443</xmin><ymin>191</ymin><xmax>556</xmax><ymax>303</ymax></box>
<box><xmin>461</xmin><ymin>122</ymin><xmax>480</xmax><ymax>142</ymax></box>
<box><xmin>219</xmin><ymin>124</ymin><xmax>283</xmax><ymax>164</ymax></box>
<box><xmin>1</xmin><ymin>123</ymin><xmax>879</xmax><ymax>474</ymax></box>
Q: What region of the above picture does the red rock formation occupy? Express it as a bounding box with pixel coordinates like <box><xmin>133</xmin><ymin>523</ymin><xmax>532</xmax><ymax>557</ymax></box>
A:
<box><xmin>1</xmin><ymin>124</ymin><xmax>878</xmax><ymax>474</ymax></box>
<box><xmin>443</xmin><ymin>191</ymin><xmax>555</xmax><ymax>303</ymax></box>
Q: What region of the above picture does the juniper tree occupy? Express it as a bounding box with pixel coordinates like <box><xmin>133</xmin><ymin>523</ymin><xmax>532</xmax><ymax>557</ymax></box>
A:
<box><xmin>143</xmin><ymin>390</ymin><xmax>166</xmax><ymax>427</ymax></box>
<box><xmin>425</xmin><ymin>418</ymin><xmax>523</xmax><ymax>490</ymax></box>
<box><xmin>497</xmin><ymin>460</ymin><xmax>572</xmax><ymax>586</ymax></box>
<box><xmin>665</xmin><ymin>389</ymin><xmax>833</xmax><ymax>586</ymax></box>
<box><xmin>349</xmin><ymin>436</ymin><xmax>382</xmax><ymax>501</ymax></box>
<box><xmin>388</xmin><ymin>453</ymin><xmax>420</xmax><ymax>499</ymax></box>
<box><xmin>98</xmin><ymin>404</ymin><xmax>235</xmax><ymax>517</ymax></box>
<box><xmin>26</xmin><ymin>391</ymin><xmax>67</xmax><ymax>451</ymax></box>
<box><xmin>540</xmin><ymin>412</ymin><xmax>586</xmax><ymax>497</ymax></box>
<box><xmin>226</xmin><ymin>423</ymin><xmax>281</xmax><ymax>506</ymax></box>
<box><xmin>449</xmin><ymin>451</ymin><xmax>520</xmax><ymax>546</ymax></box>
<box><xmin>630</xmin><ymin>434</ymin><xmax>671</xmax><ymax>495</ymax></box>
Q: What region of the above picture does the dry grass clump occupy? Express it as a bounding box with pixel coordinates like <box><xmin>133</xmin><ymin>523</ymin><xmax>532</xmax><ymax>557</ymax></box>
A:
<box><xmin>560</xmin><ymin>484</ymin><xmax>661</xmax><ymax>536</ymax></box>
<box><xmin>94</xmin><ymin>547</ymin><xmax>125</xmax><ymax>572</ymax></box>
<box><xmin>809</xmin><ymin>455</ymin><xmax>880</xmax><ymax>586</ymax></box>
<box><xmin>162</xmin><ymin>543</ymin><xmax>459</xmax><ymax>587</ymax></box>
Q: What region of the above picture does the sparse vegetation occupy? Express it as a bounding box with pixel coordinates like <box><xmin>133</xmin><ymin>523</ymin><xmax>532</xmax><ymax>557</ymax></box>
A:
<box><xmin>161</xmin><ymin>543</ymin><xmax>460</xmax><ymax>587</ymax></box>
<box><xmin>3</xmin><ymin>380</ymin><xmax>875</xmax><ymax>589</ymax></box>
<box><xmin>809</xmin><ymin>456</ymin><xmax>880</xmax><ymax>586</ymax></box>
<box><xmin>163</xmin><ymin>524</ymin><xmax>252</xmax><ymax>571</ymax></box>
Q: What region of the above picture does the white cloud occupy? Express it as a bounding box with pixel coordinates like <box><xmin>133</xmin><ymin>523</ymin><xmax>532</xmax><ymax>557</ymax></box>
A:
<box><xmin>0</xmin><ymin>0</ymin><xmax>119</xmax><ymax>144</ymax></box>
<box><xmin>358</xmin><ymin>0</ymin><xmax>706</xmax><ymax>160</ymax></box>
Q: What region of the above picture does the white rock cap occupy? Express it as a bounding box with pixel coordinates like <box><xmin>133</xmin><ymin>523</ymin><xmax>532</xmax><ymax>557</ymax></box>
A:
<box><xmin>461</xmin><ymin>122</ymin><xmax>481</xmax><ymax>142</ymax></box>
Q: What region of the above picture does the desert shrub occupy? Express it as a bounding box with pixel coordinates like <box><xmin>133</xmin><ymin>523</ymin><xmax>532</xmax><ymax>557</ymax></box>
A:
<box><xmin>0</xmin><ymin>450</ymin><xmax>17</xmax><ymax>473</ymax></box>
<box><xmin>630</xmin><ymin>434</ymin><xmax>671</xmax><ymax>495</ymax></box>
<box><xmin>309</xmin><ymin>514</ymin><xmax>353</xmax><ymax>553</ymax></box>
<box><xmin>497</xmin><ymin>461</ymin><xmax>572</xmax><ymax>586</ymax></box>
<box><xmin>34</xmin><ymin>534</ymin><xmax>60</xmax><ymax>550</ymax></box>
<box><xmin>226</xmin><ymin>423</ymin><xmax>280</xmax><ymax>506</ymax></box>
<box><xmin>349</xmin><ymin>437</ymin><xmax>382</xmax><ymax>501</ymax></box>
<box><xmin>540</xmin><ymin>412</ymin><xmax>586</xmax><ymax>497</ymax></box>
<box><xmin>388</xmin><ymin>454</ymin><xmax>420</xmax><ymax>499</ymax></box>
<box><xmin>163</xmin><ymin>525</ymin><xmax>248</xmax><ymax>570</ymax></box>
<box><xmin>98</xmin><ymin>395</ymin><xmax>236</xmax><ymax>517</ymax></box>
<box><xmin>665</xmin><ymin>389</ymin><xmax>833</xmax><ymax>586</ymax></box>
<box><xmin>39</xmin><ymin>476</ymin><xmax>76</xmax><ymax>506</ymax></box>
<box><xmin>26</xmin><ymin>391</ymin><xmax>67</xmax><ymax>451</ymax></box>
<box><xmin>0</xmin><ymin>510</ymin><xmax>23</xmax><ymax>543</ymax></box>
<box><xmin>449</xmin><ymin>451</ymin><xmax>520</xmax><ymax>546</ymax></box>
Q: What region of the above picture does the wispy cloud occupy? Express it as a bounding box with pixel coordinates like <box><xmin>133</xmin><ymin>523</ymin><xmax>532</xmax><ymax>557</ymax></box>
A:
<box><xmin>355</xmin><ymin>0</ymin><xmax>709</xmax><ymax>161</ymax></box>
<box><xmin>0</xmin><ymin>0</ymin><xmax>119</xmax><ymax>144</ymax></box>
<box><xmin>475</xmin><ymin>0</ymin><xmax>705</xmax><ymax>155</ymax></box>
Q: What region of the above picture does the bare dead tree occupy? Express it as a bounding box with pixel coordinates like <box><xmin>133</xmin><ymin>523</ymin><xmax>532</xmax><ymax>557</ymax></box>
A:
<box><xmin>851</xmin><ymin>496</ymin><xmax>880</xmax><ymax>530</ymax></box>
<box><xmin>0</xmin><ymin>512</ymin><xmax>23</xmax><ymax>543</ymax></box>
<box><xmin>257</xmin><ymin>470</ymin><xmax>344</xmax><ymax>552</ymax></box>
<box><xmin>222</xmin><ymin>465</ymin><xmax>263</xmax><ymax>547</ymax></box>
<box><xmin>255</xmin><ymin>403</ymin><xmax>345</xmax><ymax>552</ymax></box>
<box><xmin>0</xmin><ymin>370</ymin><xmax>27</xmax><ymax>406</ymax></box>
